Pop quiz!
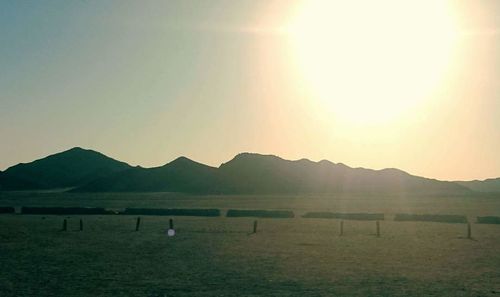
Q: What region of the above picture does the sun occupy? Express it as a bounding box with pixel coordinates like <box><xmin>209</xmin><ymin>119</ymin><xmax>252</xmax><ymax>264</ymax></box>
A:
<box><xmin>287</xmin><ymin>0</ymin><xmax>458</xmax><ymax>124</ymax></box>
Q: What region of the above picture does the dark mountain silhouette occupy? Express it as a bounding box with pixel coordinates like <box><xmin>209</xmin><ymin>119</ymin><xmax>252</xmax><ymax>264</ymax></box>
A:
<box><xmin>0</xmin><ymin>170</ymin><xmax>42</xmax><ymax>190</ymax></box>
<box><xmin>214</xmin><ymin>153</ymin><xmax>470</xmax><ymax>194</ymax></box>
<box><xmin>72</xmin><ymin>152</ymin><xmax>471</xmax><ymax>195</ymax></box>
<box><xmin>74</xmin><ymin>157</ymin><xmax>217</xmax><ymax>193</ymax></box>
<box><xmin>1</xmin><ymin>149</ymin><xmax>477</xmax><ymax>194</ymax></box>
<box><xmin>0</xmin><ymin>147</ymin><xmax>131</xmax><ymax>190</ymax></box>
<box><xmin>456</xmin><ymin>178</ymin><xmax>500</xmax><ymax>193</ymax></box>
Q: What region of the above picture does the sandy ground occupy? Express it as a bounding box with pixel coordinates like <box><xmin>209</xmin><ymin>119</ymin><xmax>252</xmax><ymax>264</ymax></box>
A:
<box><xmin>1</xmin><ymin>214</ymin><xmax>500</xmax><ymax>296</ymax></box>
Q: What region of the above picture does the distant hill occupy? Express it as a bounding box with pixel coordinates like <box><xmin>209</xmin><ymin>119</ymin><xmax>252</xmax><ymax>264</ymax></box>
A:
<box><xmin>456</xmin><ymin>178</ymin><xmax>500</xmax><ymax>193</ymax></box>
<box><xmin>74</xmin><ymin>157</ymin><xmax>218</xmax><ymax>193</ymax></box>
<box><xmin>72</xmin><ymin>152</ymin><xmax>471</xmax><ymax>195</ymax></box>
<box><xmin>0</xmin><ymin>147</ymin><xmax>131</xmax><ymax>190</ymax></box>
<box><xmin>1</xmin><ymin>149</ymin><xmax>478</xmax><ymax>194</ymax></box>
<box><xmin>214</xmin><ymin>153</ymin><xmax>470</xmax><ymax>194</ymax></box>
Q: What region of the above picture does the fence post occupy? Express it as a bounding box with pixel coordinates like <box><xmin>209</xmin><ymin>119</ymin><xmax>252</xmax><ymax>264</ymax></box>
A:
<box><xmin>376</xmin><ymin>220</ymin><xmax>380</xmax><ymax>237</ymax></box>
<box><xmin>340</xmin><ymin>220</ymin><xmax>344</xmax><ymax>236</ymax></box>
<box><xmin>62</xmin><ymin>219</ymin><xmax>67</xmax><ymax>231</ymax></box>
<box><xmin>79</xmin><ymin>219</ymin><xmax>83</xmax><ymax>231</ymax></box>
<box><xmin>253</xmin><ymin>220</ymin><xmax>258</xmax><ymax>233</ymax></box>
<box><xmin>467</xmin><ymin>222</ymin><xmax>471</xmax><ymax>239</ymax></box>
<box><xmin>135</xmin><ymin>217</ymin><xmax>141</xmax><ymax>231</ymax></box>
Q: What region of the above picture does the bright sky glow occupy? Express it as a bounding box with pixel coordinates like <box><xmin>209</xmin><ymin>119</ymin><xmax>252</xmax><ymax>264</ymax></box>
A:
<box><xmin>0</xmin><ymin>0</ymin><xmax>499</xmax><ymax>180</ymax></box>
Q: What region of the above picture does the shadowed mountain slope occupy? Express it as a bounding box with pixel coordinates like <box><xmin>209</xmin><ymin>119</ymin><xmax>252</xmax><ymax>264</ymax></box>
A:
<box><xmin>456</xmin><ymin>178</ymin><xmax>500</xmax><ymax>193</ymax></box>
<box><xmin>72</xmin><ymin>152</ymin><xmax>471</xmax><ymax>195</ymax></box>
<box><xmin>215</xmin><ymin>153</ymin><xmax>471</xmax><ymax>194</ymax></box>
<box><xmin>73</xmin><ymin>157</ymin><xmax>218</xmax><ymax>193</ymax></box>
<box><xmin>0</xmin><ymin>147</ymin><xmax>131</xmax><ymax>190</ymax></box>
<box><xmin>0</xmin><ymin>171</ymin><xmax>42</xmax><ymax>190</ymax></box>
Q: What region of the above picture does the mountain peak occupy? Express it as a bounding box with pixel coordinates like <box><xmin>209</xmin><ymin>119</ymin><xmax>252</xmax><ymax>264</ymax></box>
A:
<box><xmin>233</xmin><ymin>152</ymin><xmax>281</xmax><ymax>160</ymax></box>
<box><xmin>220</xmin><ymin>153</ymin><xmax>284</xmax><ymax>169</ymax></box>
<box><xmin>168</xmin><ymin>156</ymin><xmax>197</xmax><ymax>166</ymax></box>
<box><xmin>2</xmin><ymin>147</ymin><xmax>131</xmax><ymax>189</ymax></box>
<box><xmin>172</xmin><ymin>156</ymin><xmax>192</xmax><ymax>162</ymax></box>
<box><xmin>379</xmin><ymin>168</ymin><xmax>409</xmax><ymax>175</ymax></box>
<box><xmin>165</xmin><ymin>156</ymin><xmax>216</xmax><ymax>170</ymax></box>
<box><xmin>68</xmin><ymin>146</ymin><xmax>86</xmax><ymax>151</ymax></box>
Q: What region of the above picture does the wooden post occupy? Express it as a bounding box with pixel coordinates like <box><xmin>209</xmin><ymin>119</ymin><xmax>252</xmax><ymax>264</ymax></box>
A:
<box><xmin>253</xmin><ymin>220</ymin><xmax>258</xmax><ymax>234</ymax></box>
<box><xmin>79</xmin><ymin>219</ymin><xmax>83</xmax><ymax>231</ymax></box>
<box><xmin>340</xmin><ymin>220</ymin><xmax>344</xmax><ymax>236</ymax></box>
<box><xmin>62</xmin><ymin>219</ymin><xmax>67</xmax><ymax>231</ymax></box>
<box><xmin>135</xmin><ymin>217</ymin><xmax>141</xmax><ymax>231</ymax></box>
<box><xmin>169</xmin><ymin>218</ymin><xmax>174</xmax><ymax>230</ymax></box>
<box><xmin>376</xmin><ymin>220</ymin><xmax>380</xmax><ymax>237</ymax></box>
<box><xmin>467</xmin><ymin>222</ymin><xmax>471</xmax><ymax>239</ymax></box>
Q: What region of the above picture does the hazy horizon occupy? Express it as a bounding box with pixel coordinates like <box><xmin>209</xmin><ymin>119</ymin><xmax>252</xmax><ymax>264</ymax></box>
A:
<box><xmin>1</xmin><ymin>0</ymin><xmax>499</xmax><ymax>180</ymax></box>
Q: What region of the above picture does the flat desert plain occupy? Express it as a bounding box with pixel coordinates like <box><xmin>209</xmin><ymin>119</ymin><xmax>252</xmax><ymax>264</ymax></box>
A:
<box><xmin>1</xmin><ymin>192</ymin><xmax>500</xmax><ymax>296</ymax></box>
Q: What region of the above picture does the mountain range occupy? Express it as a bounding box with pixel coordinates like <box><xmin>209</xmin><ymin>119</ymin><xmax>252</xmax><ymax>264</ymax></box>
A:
<box><xmin>0</xmin><ymin>147</ymin><xmax>498</xmax><ymax>194</ymax></box>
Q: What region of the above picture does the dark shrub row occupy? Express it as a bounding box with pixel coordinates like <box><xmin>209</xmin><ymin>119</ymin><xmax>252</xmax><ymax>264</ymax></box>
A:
<box><xmin>477</xmin><ymin>216</ymin><xmax>500</xmax><ymax>224</ymax></box>
<box><xmin>394</xmin><ymin>214</ymin><xmax>467</xmax><ymax>224</ymax></box>
<box><xmin>0</xmin><ymin>207</ymin><xmax>15</xmax><ymax>214</ymax></box>
<box><xmin>302</xmin><ymin>212</ymin><xmax>384</xmax><ymax>221</ymax></box>
<box><xmin>121</xmin><ymin>208</ymin><xmax>220</xmax><ymax>217</ymax></box>
<box><xmin>21</xmin><ymin>207</ymin><xmax>113</xmax><ymax>215</ymax></box>
<box><xmin>226</xmin><ymin>209</ymin><xmax>294</xmax><ymax>218</ymax></box>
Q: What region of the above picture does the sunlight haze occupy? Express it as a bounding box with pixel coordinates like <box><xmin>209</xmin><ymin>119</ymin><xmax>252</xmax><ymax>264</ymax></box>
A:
<box><xmin>1</xmin><ymin>0</ymin><xmax>499</xmax><ymax>181</ymax></box>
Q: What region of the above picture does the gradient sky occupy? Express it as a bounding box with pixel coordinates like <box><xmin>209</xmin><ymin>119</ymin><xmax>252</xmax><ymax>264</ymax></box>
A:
<box><xmin>1</xmin><ymin>0</ymin><xmax>499</xmax><ymax>181</ymax></box>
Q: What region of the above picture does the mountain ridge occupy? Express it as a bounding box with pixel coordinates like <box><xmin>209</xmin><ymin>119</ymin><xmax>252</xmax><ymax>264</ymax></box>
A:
<box><xmin>0</xmin><ymin>147</ymin><xmax>494</xmax><ymax>194</ymax></box>
<box><xmin>0</xmin><ymin>147</ymin><xmax>131</xmax><ymax>190</ymax></box>
<box><xmin>455</xmin><ymin>177</ymin><xmax>500</xmax><ymax>193</ymax></box>
<box><xmin>74</xmin><ymin>151</ymin><xmax>471</xmax><ymax>194</ymax></box>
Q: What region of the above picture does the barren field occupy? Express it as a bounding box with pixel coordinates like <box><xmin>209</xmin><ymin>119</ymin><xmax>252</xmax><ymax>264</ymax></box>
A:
<box><xmin>1</xmin><ymin>192</ymin><xmax>500</xmax><ymax>296</ymax></box>
<box><xmin>2</xmin><ymin>191</ymin><xmax>500</xmax><ymax>216</ymax></box>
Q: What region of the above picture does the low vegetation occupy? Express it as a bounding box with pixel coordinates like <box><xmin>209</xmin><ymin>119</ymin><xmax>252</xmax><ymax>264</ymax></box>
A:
<box><xmin>477</xmin><ymin>216</ymin><xmax>500</xmax><ymax>224</ymax></box>
<box><xmin>394</xmin><ymin>214</ymin><xmax>467</xmax><ymax>224</ymax></box>
<box><xmin>226</xmin><ymin>209</ymin><xmax>295</xmax><ymax>218</ymax></box>
<box><xmin>121</xmin><ymin>208</ymin><xmax>221</xmax><ymax>217</ymax></box>
<box><xmin>21</xmin><ymin>206</ymin><xmax>113</xmax><ymax>215</ymax></box>
<box><xmin>302</xmin><ymin>212</ymin><xmax>384</xmax><ymax>220</ymax></box>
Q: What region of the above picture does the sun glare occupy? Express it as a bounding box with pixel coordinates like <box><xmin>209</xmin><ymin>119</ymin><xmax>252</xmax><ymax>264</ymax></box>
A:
<box><xmin>288</xmin><ymin>0</ymin><xmax>459</xmax><ymax>124</ymax></box>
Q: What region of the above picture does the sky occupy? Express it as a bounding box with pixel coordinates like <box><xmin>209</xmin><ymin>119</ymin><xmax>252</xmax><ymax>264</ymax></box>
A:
<box><xmin>0</xmin><ymin>0</ymin><xmax>499</xmax><ymax>181</ymax></box>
